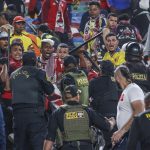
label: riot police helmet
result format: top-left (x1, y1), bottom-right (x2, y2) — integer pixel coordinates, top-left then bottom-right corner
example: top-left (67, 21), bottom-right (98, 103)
top-left (125, 42), bottom-right (143, 62)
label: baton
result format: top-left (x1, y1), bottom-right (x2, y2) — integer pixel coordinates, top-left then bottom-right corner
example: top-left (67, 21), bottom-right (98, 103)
top-left (69, 30), bottom-right (102, 54)
top-left (69, 30), bottom-right (102, 72)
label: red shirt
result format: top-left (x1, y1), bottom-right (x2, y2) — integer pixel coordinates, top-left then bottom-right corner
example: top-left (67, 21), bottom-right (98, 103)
top-left (42, 0), bottom-right (71, 32)
top-left (9, 57), bottom-right (22, 74)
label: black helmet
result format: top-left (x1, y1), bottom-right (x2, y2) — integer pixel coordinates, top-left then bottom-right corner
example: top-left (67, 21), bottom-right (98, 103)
top-left (125, 42), bottom-right (143, 61)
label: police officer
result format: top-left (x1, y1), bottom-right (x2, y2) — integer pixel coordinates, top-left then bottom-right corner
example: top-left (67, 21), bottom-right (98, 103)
top-left (127, 92), bottom-right (150, 150)
top-left (43, 85), bottom-right (115, 150)
top-left (125, 42), bottom-right (150, 93)
top-left (60, 55), bottom-right (89, 105)
top-left (10, 51), bottom-right (54, 150)
top-left (89, 60), bottom-right (118, 150)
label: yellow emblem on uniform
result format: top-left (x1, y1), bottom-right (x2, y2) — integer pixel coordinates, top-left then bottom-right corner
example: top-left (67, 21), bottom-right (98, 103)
top-left (145, 113), bottom-right (150, 120)
top-left (65, 111), bottom-right (84, 119)
top-left (76, 77), bottom-right (88, 86)
top-left (132, 73), bottom-right (147, 81)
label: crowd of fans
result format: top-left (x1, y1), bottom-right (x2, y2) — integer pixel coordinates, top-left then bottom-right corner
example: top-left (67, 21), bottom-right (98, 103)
top-left (0, 0), bottom-right (150, 150)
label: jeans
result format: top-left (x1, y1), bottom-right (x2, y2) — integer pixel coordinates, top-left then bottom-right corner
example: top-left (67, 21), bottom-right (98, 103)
top-left (0, 104), bottom-right (6, 150)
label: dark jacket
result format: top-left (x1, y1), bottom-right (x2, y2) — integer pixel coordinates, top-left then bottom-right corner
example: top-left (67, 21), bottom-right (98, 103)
top-left (10, 66), bottom-right (54, 107)
top-left (89, 75), bottom-right (118, 117)
top-left (127, 109), bottom-right (150, 150)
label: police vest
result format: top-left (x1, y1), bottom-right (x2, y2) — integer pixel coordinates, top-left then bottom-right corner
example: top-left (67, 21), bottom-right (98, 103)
top-left (135, 110), bottom-right (150, 146)
top-left (61, 104), bottom-right (91, 142)
top-left (116, 23), bottom-right (137, 47)
top-left (64, 71), bottom-right (89, 105)
top-left (126, 62), bottom-right (150, 93)
top-left (10, 66), bottom-right (44, 105)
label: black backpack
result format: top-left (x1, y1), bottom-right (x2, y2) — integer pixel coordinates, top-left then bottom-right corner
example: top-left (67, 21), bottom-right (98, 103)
top-left (116, 23), bottom-right (137, 47)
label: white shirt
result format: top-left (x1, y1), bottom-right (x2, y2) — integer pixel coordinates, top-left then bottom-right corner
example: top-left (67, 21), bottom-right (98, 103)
top-left (117, 83), bottom-right (144, 129)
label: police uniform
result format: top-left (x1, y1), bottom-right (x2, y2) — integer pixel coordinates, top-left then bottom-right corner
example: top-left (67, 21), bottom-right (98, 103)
top-left (46, 100), bottom-right (112, 150)
top-left (61, 55), bottom-right (89, 105)
top-left (125, 42), bottom-right (150, 93)
top-left (127, 109), bottom-right (150, 150)
top-left (61, 68), bottom-right (89, 105)
top-left (10, 52), bottom-right (54, 150)
top-left (125, 62), bottom-right (150, 93)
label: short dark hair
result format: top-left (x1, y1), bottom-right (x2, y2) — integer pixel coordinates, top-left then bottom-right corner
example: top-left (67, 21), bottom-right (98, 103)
top-left (100, 60), bottom-right (114, 76)
top-left (10, 42), bottom-right (24, 52)
top-left (105, 32), bottom-right (118, 40)
top-left (118, 13), bottom-right (130, 22)
top-left (22, 51), bottom-right (36, 66)
top-left (107, 13), bottom-right (118, 19)
top-left (63, 55), bottom-right (77, 67)
top-left (37, 24), bottom-right (53, 34)
top-left (89, 1), bottom-right (100, 8)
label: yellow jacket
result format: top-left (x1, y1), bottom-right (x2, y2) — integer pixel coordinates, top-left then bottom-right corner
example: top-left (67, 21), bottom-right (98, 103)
top-left (10, 34), bottom-right (33, 52)
top-left (103, 50), bottom-right (125, 67)
top-left (10, 31), bottom-right (41, 56)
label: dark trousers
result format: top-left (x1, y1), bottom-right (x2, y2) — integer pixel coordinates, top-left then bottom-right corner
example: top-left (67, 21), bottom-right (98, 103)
top-left (0, 104), bottom-right (6, 150)
top-left (1, 100), bottom-right (13, 150)
top-left (13, 107), bottom-right (47, 150)
top-left (112, 133), bottom-right (129, 150)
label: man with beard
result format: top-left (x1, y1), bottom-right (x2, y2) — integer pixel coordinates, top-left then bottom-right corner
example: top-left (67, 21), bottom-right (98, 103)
top-left (103, 33), bottom-right (125, 67)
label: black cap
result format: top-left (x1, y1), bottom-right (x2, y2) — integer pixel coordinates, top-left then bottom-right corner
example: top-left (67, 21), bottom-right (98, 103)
top-left (23, 51), bottom-right (36, 66)
top-left (64, 85), bottom-right (81, 97)
top-left (63, 55), bottom-right (77, 67)
top-left (100, 60), bottom-right (114, 76)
